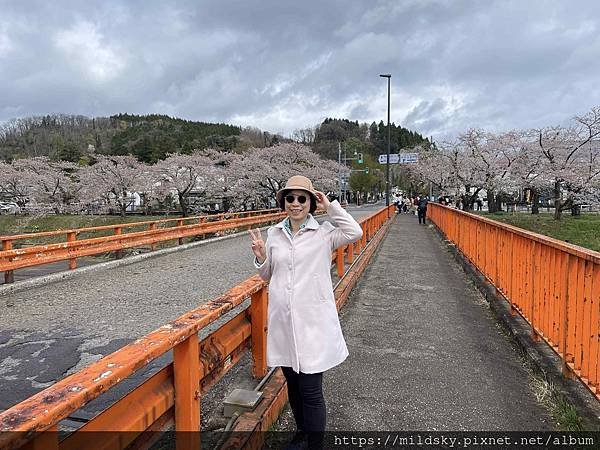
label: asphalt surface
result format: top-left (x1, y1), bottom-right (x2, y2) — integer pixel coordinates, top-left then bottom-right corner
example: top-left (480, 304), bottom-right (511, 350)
top-left (0, 205), bottom-right (380, 415)
top-left (323, 213), bottom-right (554, 430)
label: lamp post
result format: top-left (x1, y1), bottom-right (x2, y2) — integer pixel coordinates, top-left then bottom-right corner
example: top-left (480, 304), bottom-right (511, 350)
top-left (379, 74), bottom-right (391, 206)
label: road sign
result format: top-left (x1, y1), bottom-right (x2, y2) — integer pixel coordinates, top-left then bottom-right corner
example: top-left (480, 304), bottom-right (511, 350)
top-left (378, 154), bottom-right (400, 164)
top-left (399, 153), bottom-right (418, 164)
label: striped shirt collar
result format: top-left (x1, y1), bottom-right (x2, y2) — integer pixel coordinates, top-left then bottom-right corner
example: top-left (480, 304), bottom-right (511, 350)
top-left (283, 216), bottom-right (308, 237)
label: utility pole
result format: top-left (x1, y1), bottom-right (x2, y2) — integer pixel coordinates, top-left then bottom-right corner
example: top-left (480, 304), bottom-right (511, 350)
top-left (338, 142), bottom-right (342, 202)
top-left (379, 74), bottom-right (391, 206)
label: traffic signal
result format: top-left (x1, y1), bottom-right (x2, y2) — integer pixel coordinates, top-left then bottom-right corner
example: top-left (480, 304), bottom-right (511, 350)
top-left (358, 153), bottom-right (363, 164)
top-left (365, 167), bottom-right (369, 174)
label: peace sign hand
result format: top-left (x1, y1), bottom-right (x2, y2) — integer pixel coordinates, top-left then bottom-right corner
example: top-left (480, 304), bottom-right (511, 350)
top-left (248, 228), bottom-right (266, 263)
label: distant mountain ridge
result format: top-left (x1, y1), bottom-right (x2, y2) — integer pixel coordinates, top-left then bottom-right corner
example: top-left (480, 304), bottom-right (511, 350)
top-left (0, 113), bottom-right (429, 164)
top-left (0, 113), bottom-right (249, 163)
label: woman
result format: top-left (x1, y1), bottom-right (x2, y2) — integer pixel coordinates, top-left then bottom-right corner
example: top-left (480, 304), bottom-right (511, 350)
top-left (248, 175), bottom-right (363, 449)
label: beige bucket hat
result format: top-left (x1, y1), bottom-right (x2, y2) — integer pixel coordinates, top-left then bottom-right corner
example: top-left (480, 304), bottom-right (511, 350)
top-left (275, 175), bottom-right (318, 207)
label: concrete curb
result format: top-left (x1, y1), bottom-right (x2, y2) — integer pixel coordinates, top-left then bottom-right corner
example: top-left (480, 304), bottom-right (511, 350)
top-left (0, 226), bottom-right (272, 297)
top-left (430, 224), bottom-right (600, 429)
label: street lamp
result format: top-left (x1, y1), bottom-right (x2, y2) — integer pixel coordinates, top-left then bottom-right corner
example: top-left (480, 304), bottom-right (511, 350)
top-left (379, 74), bottom-right (391, 206)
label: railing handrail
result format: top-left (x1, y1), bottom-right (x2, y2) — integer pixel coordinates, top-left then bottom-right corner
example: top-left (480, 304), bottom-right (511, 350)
top-left (0, 212), bottom-right (286, 259)
top-left (0, 211), bottom-right (289, 283)
top-left (431, 203), bottom-right (600, 264)
top-left (428, 202), bottom-right (600, 404)
top-left (0, 208), bottom-right (281, 241)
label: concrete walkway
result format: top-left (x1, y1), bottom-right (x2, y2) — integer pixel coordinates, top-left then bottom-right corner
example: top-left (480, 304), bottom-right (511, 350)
top-left (325, 213), bottom-right (554, 430)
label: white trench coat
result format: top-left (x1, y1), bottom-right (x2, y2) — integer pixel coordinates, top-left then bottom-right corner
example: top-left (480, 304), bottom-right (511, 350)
top-left (255, 200), bottom-right (363, 374)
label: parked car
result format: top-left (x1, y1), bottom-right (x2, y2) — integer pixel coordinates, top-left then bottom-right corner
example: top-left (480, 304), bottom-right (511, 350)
top-left (0, 202), bottom-right (21, 214)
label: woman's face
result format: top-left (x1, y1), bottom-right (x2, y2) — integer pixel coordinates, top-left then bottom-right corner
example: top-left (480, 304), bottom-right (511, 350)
top-left (285, 189), bottom-right (310, 221)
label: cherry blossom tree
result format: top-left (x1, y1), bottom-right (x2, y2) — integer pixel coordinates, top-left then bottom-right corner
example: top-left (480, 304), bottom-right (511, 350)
top-left (533, 106), bottom-right (600, 218)
top-left (410, 144), bottom-right (458, 198)
top-left (409, 106), bottom-right (600, 218)
top-left (12, 157), bottom-right (80, 214)
top-left (152, 150), bottom-right (227, 216)
top-left (244, 143), bottom-right (344, 197)
top-left (221, 143), bottom-right (344, 210)
top-left (0, 161), bottom-right (31, 208)
top-left (220, 152), bottom-right (269, 211)
top-left (509, 131), bottom-right (547, 214)
top-left (79, 155), bottom-right (147, 216)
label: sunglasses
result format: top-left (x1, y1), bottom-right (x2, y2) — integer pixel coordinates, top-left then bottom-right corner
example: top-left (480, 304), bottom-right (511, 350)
top-left (285, 194), bottom-right (308, 204)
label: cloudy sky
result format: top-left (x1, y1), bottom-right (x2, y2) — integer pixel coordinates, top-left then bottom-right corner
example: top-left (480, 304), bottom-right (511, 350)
top-left (1, 0), bottom-right (599, 140)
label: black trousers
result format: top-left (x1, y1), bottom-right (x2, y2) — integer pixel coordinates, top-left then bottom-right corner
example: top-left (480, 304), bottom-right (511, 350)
top-left (281, 366), bottom-right (325, 449)
top-left (418, 208), bottom-right (427, 223)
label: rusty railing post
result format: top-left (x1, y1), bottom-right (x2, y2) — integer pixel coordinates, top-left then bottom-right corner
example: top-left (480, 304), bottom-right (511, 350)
top-left (347, 240), bottom-right (354, 264)
top-left (200, 217), bottom-right (207, 240)
top-left (177, 219), bottom-right (184, 245)
top-left (336, 247), bottom-right (345, 278)
top-left (250, 286), bottom-right (268, 378)
top-left (2, 239), bottom-right (14, 284)
top-left (531, 241), bottom-right (541, 342)
top-left (173, 333), bottom-right (201, 450)
top-left (67, 232), bottom-right (77, 270)
top-left (561, 254), bottom-right (572, 379)
top-left (148, 222), bottom-right (157, 251)
top-left (114, 227), bottom-right (123, 259)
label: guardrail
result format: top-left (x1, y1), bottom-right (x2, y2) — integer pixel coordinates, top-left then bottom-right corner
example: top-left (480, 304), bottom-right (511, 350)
top-left (0, 205), bottom-right (395, 450)
top-left (428, 203), bottom-right (600, 400)
top-left (0, 209), bottom-right (283, 284)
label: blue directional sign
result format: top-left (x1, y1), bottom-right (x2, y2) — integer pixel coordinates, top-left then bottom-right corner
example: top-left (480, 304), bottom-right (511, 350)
top-left (378, 154), bottom-right (400, 164)
top-left (399, 153), bottom-right (418, 164)
top-left (378, 153), bottom-right (418, 164)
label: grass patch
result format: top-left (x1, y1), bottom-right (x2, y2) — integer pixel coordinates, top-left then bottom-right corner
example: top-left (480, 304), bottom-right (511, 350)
top-left (491, 320), bottom-right (588, 431)
top-left (529, 376), bottom-right (586, 431)
top-left (479, 212), bottom-right (600, 253)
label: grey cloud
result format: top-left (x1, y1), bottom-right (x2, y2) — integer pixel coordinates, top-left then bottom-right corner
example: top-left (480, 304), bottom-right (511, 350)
top-left (1, 0), bottom-right (600, 140)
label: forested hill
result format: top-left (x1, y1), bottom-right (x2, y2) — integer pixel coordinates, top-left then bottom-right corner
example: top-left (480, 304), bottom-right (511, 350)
top-left (0, 113), bottom-right (429, 165)
top-left (311, 118), bottom-right (430, 161)
top-left (0, 114), bottom-right (245, 163)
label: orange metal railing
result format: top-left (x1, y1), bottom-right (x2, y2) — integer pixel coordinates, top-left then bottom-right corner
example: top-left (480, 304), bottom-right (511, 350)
top-left (0, 205), bottom-right (395, 450)
top-left (0, 209), bottom-right (284, 284)
top-left (429, 202), bottom-right (600, 399)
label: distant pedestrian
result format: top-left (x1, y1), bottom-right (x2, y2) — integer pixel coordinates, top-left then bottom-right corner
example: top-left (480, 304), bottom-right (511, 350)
top-left (417, 196), bottom-right (428, 224)
top-left (476, 197), bottom-right (483, 211)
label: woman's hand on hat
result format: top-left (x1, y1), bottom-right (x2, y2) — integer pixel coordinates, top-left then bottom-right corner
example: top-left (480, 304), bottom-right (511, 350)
top-left (314, 191), bottom-right (330, 210)
top-left (248, 228), bottom-right (266, 263)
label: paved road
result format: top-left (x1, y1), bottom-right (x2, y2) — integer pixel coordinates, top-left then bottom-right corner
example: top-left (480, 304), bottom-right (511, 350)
top-left (0, 205), bottom-right (381, 415)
